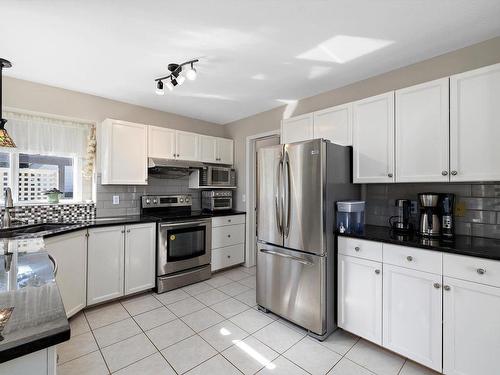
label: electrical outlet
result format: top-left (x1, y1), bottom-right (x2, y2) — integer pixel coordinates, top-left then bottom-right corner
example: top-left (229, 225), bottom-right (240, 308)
top-left (112, 195), bottom-right (120, 205)
top-left (410, 200), bottom-right (418, 214)
top-left (242, 194), bottom-right (246, 203)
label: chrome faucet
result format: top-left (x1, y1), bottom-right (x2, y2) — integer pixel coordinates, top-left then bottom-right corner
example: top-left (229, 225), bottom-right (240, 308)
top-left (2, 187), bottom-right (14, 228)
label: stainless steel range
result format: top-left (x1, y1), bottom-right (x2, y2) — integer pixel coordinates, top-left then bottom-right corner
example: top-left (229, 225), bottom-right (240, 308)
top-left (141, 194), bottom-right (211, 293)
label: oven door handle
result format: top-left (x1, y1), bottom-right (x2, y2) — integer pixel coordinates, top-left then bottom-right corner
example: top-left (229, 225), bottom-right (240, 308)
top-left (159, 221), bottom-right (209, 229)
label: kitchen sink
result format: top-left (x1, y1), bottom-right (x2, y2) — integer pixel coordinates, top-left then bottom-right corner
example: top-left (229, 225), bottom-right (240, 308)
top-left (0, 223), bottom-right (74, 238)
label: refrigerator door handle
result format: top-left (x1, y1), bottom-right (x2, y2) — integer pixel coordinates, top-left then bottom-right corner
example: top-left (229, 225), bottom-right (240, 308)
top-left (283, 151), bottom-right (291, 238)
top-left (275, 157), bottom-right (283, 234)
top-left (260, 248), bottom-right (313, 266)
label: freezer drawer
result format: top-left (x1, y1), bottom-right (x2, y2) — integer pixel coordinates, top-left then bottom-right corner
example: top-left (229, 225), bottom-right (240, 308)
top-left (256, 242), bottom-right (326, 335)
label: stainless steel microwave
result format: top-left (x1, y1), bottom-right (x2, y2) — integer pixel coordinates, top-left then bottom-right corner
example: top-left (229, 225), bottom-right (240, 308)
top-left (200, 166), bottom-right (236, 187)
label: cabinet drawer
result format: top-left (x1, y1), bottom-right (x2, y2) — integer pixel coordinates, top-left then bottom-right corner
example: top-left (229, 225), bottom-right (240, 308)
top-left (338, 237), bottom-right (383, 262)
top-left (212, 224), bottom-right (245, 249)
top-left (443, 253), bottom-right (500, 288)
top-left (212, 215), bottom-right (245, 228)
top-left (383, 244), bottom-right (442, 275)
top-left (212, 244), bottom-right (245, 271)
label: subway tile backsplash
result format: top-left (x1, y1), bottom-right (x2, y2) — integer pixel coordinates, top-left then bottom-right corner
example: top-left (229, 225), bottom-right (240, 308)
top-left (95, 173), bottom-right (201, 217)
top-left (363, 182), bottom-right (500, 239)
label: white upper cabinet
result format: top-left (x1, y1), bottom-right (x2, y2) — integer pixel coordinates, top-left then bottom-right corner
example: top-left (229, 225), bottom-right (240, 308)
top-left (383, 264), bottom-right (443, 371)
top-left (353, 92), bottom-right (395, 183)
top-left (148, 126), bottom-right (176, 159)
top-left (395, 78), bottom-right (450, 182)
top-left (199, 135), bottom-right (218, 163)
top-left (175, 130), bottom-right (200, 161)
top-left (216, 137), bottom-right (234, 165)
top-left (281, 113), bottom-right (314, 144)
top-left (450, 63), bottom-right (500, 181)
top-left (313, 103), bottom-right (352, 145)
top-left (100, 119), bottom-right (148, 185)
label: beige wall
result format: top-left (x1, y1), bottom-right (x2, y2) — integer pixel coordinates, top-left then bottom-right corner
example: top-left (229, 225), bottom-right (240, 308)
top-left (224, 36), bottom-right (500, 210)
top-left (3, 76), bottom-right (224, 136)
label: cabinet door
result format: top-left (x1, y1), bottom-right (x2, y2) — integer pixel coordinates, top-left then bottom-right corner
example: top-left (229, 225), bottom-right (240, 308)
top-left (44, 231), bottom-right (87, 318)
top-left (124, 223), bottom-right (156, 295)
top-left (87, 226), bottom-right (125, 305)
top-left (101, 120), bottom-right (148, 185)
top-left (281, 113), bottom-right (314, 144)
top-left (383, 265), bottom-right (442, 371)
top-left (443, 277), bottom-right (500, 375)
top-left (395, 78), bottom-right (449, 182)
top-left (176, 130), bottom-right (200, 161)
top-left (199, 135), bottom-right (218, 163)
top-left (148, 126), bottom-right (176, 159)
top-left (216, 138), bottom-right (234, 165)
top-left (353, 92), bottom-right (395, 183)
top-left (313, 103), bottom-right (352, 145)
top-left (338, 254), bottom-right (382, 344)
top-left (450, 63), bottom-right (500, 181)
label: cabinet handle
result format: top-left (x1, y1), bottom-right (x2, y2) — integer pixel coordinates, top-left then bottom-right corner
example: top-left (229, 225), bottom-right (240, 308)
top-left (451, 170), bottom-right (458, 176)
top-left (443, 285), bottom-right (451, 291)
top-left (375, 269), bottom-right (381, 274)
top-left (388, 173), bottom-right (393, 178)
top-left (442, 171), bottom-right (448, 176)
top-left (354, 246), bottom-right (360, 252)
top-left (406, 256), bottom-right (413, 262)
top-left (477, 268), bottom-right (486, 275)
top-left (433, 283), bottom-right (441, 289)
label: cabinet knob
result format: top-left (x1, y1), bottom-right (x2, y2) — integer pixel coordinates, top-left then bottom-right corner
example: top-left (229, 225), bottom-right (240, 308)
top-left (227, 234), bottom-right (231, 238)
top-left (443, 285), bottom-right (451, 291)
top-left (451, 170), bottom-right (458, 176)
top-left (121, 230), bottom-right (125, 233)
top-left (477, 268), bottom-right (486, 275)
top-left (442, 171), bottom-right (448, 176)
top-left (127, 229), bottom-right (130, 233)
top-left (228, 219), bottom-right (232, 223)
top-left (354, 246), bottom-right (360, 252)
top-left (406, 256), bottom-right (413, 262)
top-left (227, 255), bottom-right (231, 259)
top-left (375, 269), bottom-right (381, 275)
top-left (387, 173), bottom-right (393, 178)
top-left (433, 283), bottom-right (441, 289)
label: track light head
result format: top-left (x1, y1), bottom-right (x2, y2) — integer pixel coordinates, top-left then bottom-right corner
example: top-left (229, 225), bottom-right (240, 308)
top-left (155, 80), bottom-right (164, 95)
top-left (186, 63), bottom-right (197, 81)
top-left (176, 75), bottom-right (186, 86)
top-left (165, 80), bottom-right (174, 91)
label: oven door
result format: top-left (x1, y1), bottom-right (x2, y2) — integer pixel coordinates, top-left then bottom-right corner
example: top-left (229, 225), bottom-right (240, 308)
top-left (212, 197), bottom-right (233, 210)
top-left (209, 167), bottom-right (232, 186)
top-left (158, 219), bottom-right (212, 275)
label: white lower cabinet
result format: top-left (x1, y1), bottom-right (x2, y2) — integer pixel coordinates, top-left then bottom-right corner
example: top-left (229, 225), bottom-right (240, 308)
top-left (87, 223), bottom-right (155, 305)
top-left (338, 254), bottom-right (382, 345)
top-left (443, 276), bottom-right (500, 375)
top-left (383, 264), bottom-right (442, 371)
top-left (44, 230), bottom-right (87, 318)
top-left (0, 347), bottom-right (56, 375)
top-left (211, 215), bottom-right (245, 272)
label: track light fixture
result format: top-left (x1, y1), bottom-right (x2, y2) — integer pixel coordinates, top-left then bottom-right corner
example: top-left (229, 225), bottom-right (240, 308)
top-left (155, 59), bottom-right (198, 94)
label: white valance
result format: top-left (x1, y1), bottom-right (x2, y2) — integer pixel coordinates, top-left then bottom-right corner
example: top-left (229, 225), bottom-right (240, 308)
top-left (3, 110), bottom-right (92, 157)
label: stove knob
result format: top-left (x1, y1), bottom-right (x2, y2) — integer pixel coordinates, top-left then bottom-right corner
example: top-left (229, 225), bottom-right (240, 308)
top-left (185, 197), bottom-right (190, 203)
top-left (153, 199), bottom-right (158, 204)
top-left (179, 198), bottom-right (184, 203)
top-left (145, 198), bottom-right (151, 205)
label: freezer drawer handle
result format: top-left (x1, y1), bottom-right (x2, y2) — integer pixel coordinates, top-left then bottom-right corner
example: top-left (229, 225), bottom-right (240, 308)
top-left (260, 249), bottom-right (313, 266)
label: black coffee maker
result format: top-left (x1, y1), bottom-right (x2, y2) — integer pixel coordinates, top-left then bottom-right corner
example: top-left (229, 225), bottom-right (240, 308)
top-left (389, 199), bottom-right (413, 233)
top-left (440, 193), bottom-right (455, 238)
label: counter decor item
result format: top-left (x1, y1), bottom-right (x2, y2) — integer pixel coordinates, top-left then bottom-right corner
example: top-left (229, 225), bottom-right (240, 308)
top-left (0, 58), bottom-right (16, 148)
top-left (337, 201), bottom-right (365, 235)
top-left (43, 189), bottom-right (63, 204)
top-left (83, 125), bottom-right (96, 179)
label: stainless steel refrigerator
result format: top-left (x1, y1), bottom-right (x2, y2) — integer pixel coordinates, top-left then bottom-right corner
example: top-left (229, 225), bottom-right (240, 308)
top-left (256, 138), bottom-right (359, 339)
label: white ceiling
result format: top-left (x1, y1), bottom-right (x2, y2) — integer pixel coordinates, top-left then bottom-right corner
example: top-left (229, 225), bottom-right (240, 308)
top-left (1, 0), bottom-right (500, 124)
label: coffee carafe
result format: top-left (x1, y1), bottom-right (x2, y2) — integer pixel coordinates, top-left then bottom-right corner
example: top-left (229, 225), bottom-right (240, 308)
top-left (418, 193), bottom-right (440, 237)
top-left (389, 199), bottom-right (412, 233)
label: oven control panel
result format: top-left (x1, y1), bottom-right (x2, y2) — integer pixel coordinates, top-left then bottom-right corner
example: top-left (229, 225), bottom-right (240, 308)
top-left (141, 194), bottom-right (192, 208)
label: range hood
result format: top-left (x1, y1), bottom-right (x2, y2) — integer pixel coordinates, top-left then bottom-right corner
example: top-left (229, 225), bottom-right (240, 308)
top-left (147, 157), bottom-right (204, 178)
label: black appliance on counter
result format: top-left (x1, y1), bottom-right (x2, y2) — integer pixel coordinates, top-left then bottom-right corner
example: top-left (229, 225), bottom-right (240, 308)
top-left (389, 199), bottom-right (413, 233)
top-left (440, 193), bottom-right (455, 238)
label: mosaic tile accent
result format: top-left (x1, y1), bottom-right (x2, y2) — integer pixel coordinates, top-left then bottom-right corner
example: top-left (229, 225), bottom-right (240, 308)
top-left (0, 202), bottom-right (96, 224)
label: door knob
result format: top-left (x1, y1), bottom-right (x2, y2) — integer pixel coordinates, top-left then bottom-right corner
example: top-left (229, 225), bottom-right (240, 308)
top-left (442, 171), bottom-right (448, 176)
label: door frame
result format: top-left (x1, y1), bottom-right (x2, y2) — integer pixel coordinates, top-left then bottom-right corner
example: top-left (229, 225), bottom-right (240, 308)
top-left (245, 129), bottom-right (281, 267)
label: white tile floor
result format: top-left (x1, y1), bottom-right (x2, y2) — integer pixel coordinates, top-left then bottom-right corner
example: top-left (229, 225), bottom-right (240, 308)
top-left (57, 266), bottom-right (440, 375)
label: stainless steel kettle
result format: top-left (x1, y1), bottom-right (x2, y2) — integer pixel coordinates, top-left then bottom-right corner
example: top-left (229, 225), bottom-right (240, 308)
top-left (418, 193), bottom-right (440, 237)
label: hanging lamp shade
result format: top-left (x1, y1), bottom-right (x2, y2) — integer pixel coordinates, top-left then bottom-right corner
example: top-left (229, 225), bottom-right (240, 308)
top-left (0, 58), bottom-right (16, 148)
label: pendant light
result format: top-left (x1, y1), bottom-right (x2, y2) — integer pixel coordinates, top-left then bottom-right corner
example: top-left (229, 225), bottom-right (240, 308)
top-left (0, 59), bottom-right (16, 148)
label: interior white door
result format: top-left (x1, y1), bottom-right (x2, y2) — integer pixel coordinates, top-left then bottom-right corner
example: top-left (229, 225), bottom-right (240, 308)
top-left (338, 254), bottom-right (383, 344)
top-left (87, 226), bottom-right (125, 305)
top-left (443, 276), bottom-right (500, 375)
top-left (450, 63), bottom-right (500, 181)
top-left (395, 78), bottom-right (449, 182)
top-left (199, 135), bottom-right (217, 163)
top-left (352, 92), bottom-right (395, 183)
top-left (45, 230), bottom-right (87, 318)
top-left (216, 138), bottom-right (234, 164)
top-left (176, 130), bottom-right (200, 161)
top-left (124, 223), bottom-right (156, 295)
top-left (313, 103), bottom-right (352, 145)
top-left (148, 126), bottom-right (176, 159)
top-left (383, 264), bottom-right (442, 371)
top-left (281, 113), bottom-right (314, 144)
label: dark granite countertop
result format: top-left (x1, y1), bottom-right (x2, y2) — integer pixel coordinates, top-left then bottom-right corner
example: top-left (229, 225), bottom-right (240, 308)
top-left (337, 224), bottom-right (500, 261)
top-left (0, 238), bottom-right (70, 363)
